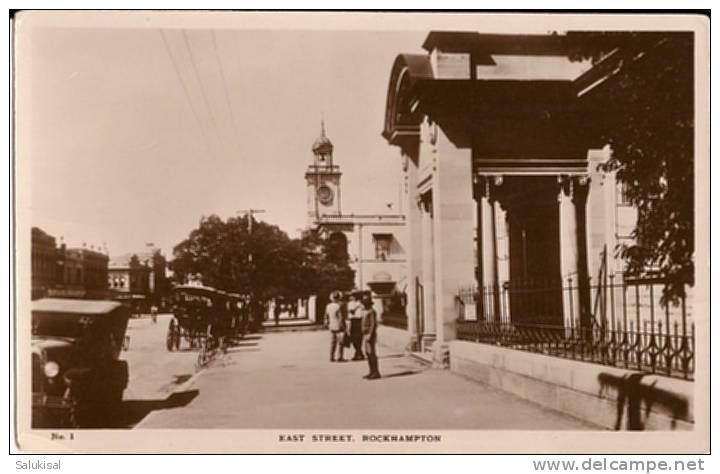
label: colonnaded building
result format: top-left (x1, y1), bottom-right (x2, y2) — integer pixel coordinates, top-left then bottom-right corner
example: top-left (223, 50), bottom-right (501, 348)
top-left (374, 30), bottom-right (696, 430)
top-left (379, 31), bottom-right (694, 370)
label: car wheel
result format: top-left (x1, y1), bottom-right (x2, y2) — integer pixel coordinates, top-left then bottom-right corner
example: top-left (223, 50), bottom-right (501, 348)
top-left (65, 406), bottom-right (80, 429)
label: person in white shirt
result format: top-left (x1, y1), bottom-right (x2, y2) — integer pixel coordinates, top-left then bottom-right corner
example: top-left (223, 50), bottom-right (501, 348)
top-left (324, 291), bottom-right (346, 362)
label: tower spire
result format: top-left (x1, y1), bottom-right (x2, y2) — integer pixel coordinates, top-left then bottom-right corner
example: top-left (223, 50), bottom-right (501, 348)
top-left (312, 113), bottom-right (334, 157)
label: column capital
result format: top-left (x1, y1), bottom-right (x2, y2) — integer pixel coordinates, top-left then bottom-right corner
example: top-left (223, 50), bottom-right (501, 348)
top-left (474, 174), bottom-right (504, 200)
top-left (557, 175), bottom-right (590, 201)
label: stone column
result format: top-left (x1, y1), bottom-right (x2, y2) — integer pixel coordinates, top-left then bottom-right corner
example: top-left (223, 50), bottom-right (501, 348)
top-left (419, 193), bottom-right (436, 350)
top-left (559, 176), bottom-right (581, 330)
top-left (431, 128), bottom-right (475, 363)
top-left (357, 224), bottom-right (364, 290)
top-left (403, 152), bottom-right (422, 350)
top-left (479, 177), bottom-right (497, 320)
top-left (493, 182), bottom-right (511, 324)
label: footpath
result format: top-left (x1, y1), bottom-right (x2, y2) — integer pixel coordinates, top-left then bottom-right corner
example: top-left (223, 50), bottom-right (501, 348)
top-left (137, 330), bottom-right (596, 430)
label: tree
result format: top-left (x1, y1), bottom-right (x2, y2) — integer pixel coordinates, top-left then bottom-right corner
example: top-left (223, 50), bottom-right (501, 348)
top-left (170, 216), bottom-right (355, 303)
top-left (298, 229), bottom-right (355, 297)
top-left (569, 32), bottom-right (694, 303)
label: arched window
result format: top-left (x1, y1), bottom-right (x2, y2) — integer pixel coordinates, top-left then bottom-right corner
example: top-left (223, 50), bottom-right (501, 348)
top-left (327, 232), bottom-right (349, 264)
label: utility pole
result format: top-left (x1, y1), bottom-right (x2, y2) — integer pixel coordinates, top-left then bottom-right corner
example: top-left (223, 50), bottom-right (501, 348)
top-left (237, 208), bottom-right (266, 331)
top-left (236, 209), bottom-right (266, 263)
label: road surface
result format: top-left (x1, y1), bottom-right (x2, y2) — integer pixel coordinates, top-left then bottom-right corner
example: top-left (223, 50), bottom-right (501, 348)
top-left (113, 314), bottom-right (201, 427)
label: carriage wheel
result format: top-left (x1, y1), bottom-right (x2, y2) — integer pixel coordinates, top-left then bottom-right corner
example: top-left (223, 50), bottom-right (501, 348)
top-left (195, 349), bottom-right (204, 370)
top-left (166, 320), bottom-right (177, 351)
top-left (195, 336), bottom-right (209, 369)
top-left (173, 327), bottom-right (181, 351)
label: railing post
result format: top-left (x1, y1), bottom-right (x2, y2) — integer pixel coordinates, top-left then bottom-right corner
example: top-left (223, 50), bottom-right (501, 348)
top-left (567, 277), bottom-right (574, 337)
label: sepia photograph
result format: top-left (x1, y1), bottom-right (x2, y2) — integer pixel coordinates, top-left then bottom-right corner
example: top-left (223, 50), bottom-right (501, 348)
top-left (11, 10), bottom-right (709, 454)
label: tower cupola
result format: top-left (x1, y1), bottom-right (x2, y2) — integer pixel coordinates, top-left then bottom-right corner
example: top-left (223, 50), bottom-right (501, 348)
top-left (312, 120), bottom-right (334, 166)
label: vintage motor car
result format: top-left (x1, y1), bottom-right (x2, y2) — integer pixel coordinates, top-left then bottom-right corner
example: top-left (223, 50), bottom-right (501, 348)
top-left (32, 298), bottom-right (131, 428)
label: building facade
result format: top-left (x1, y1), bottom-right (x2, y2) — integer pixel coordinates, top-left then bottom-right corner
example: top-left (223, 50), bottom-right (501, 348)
top-left (108, 246), bottom-right (170, 309)
top-left (305, 122), bottom-right (408, 324)
top-left (381, 31), bottom-right (689, 361)
top-left (31, 227), bottom-right (57, 299)
top-left (31, 227), bottom-right (110, 299)
top-left (53, 245), bottom-right (110, 298)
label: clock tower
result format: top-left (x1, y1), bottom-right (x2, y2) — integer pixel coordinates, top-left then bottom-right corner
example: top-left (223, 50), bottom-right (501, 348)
top-left (306, 120), bottom-right (342, 225)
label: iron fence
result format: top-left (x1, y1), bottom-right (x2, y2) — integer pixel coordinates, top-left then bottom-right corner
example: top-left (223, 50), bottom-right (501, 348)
top-left (456, 277), bottom-right (694, 380)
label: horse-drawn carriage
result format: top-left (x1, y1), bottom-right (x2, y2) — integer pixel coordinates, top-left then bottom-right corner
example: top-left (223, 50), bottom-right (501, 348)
top-left (166, 285), bottom-right (245, 355)
top-left (166, 285), bottom-right (215, 352)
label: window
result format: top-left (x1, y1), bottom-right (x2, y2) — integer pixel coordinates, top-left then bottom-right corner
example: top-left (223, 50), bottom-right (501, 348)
top-left (373, 233), bottom-right (392, 261)
top-left (616, 181), bottom-right (632, 206)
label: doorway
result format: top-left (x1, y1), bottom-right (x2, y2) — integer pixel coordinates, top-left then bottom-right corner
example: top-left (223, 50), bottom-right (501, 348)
top-left (504, 176), bottom-right (563, 325)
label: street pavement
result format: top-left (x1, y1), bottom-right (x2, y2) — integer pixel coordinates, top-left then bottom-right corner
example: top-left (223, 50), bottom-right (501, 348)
top-left (137, 330), bottom-right (597, 430)
top-left (112, 314), bottom-right (200, 427)
top-left (122, 314), bottom-right (199, 399)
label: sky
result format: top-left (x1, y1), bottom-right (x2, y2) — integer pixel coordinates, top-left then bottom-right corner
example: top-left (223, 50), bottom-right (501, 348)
top-left (24, 23), bottom-right (427, 257)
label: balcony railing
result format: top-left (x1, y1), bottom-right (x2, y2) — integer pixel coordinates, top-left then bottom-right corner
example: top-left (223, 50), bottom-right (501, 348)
top-left (456, 277), bottom-right (694, 380)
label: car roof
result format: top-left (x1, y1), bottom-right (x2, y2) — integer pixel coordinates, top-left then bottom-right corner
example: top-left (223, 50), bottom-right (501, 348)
top-left (32, 298), bottom-right (123, 314)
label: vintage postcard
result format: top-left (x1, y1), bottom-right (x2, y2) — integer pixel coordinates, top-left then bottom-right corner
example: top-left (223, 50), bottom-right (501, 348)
top-left (12, 11), bottom-right (709, 453)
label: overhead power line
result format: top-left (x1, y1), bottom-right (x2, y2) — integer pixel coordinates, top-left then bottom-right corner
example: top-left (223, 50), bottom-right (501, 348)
top-left (159, 29), bottom-right (214, 156)
top-left (211, 30), bottom-right (242, 152)
top-left (182, 29), bottom-right (227, 155)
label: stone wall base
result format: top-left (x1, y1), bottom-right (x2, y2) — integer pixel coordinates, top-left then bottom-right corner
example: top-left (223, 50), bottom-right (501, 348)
top-left (450, 341), bottom-right (694, 431)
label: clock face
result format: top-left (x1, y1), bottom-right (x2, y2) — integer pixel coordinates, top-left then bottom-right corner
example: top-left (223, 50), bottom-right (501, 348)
top-left (317, 185), bottom-right (334, 205)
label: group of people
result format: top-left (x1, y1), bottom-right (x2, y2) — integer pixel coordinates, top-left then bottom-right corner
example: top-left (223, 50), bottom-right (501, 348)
top-left (272, 301), bottom-right (300, 324)
top-left (324, 291), bottom-right (381, 380)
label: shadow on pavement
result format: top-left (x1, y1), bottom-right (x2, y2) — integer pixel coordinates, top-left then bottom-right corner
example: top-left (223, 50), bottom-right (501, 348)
top-left (119, 389), bottom-right (200, 428)
top-left (172, 374), bottom-right (193, 385)
top-left (379, 370), bottom-right (421, 379)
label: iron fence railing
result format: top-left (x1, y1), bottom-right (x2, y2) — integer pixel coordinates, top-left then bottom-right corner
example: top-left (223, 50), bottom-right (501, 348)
top-left (456, 277), bottom-right (694, 380)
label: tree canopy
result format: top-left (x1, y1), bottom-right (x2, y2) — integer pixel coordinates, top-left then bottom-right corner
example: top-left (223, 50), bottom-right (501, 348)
top-left (170, 215), bottom-right (354, 301)
top-left (570, 32), bottom-right (694, 303)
